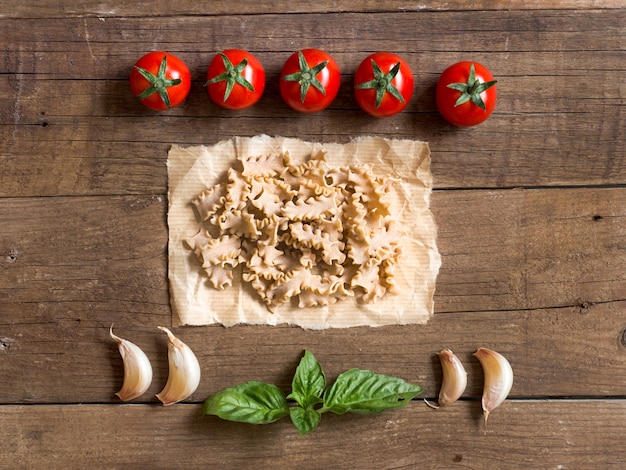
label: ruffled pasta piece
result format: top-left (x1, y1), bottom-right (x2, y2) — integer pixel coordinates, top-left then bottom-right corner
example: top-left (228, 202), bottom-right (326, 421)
top-left (287, 221), bottom-right (346, 265)
top-left (367, 220), bottom-right (402, 261)
top-left (351, 259), bottom-right (379, 291)
top-left (203, 264), bottom-right (235, 290)
top-left (265, 267), bottom-right (314, 307)
top-left (362, 284), bottom-right (387, 303)
top-left (345, 234), bottom-right (371, 265)
top-left (224, 168), bottom-right (250, 211)
top-left (347, 164), bottom-right (377, 193)
top-left (256, 244), bottom-right (285, 267)
top-left (192, 183), bottom-right (227, 222)
top-left (283, 149), bottom-right (327, 173)
top-left (277, 245), bottom-right (312, 272)
top-left (264, 259), bottom-right (342, 308)
top-left (298, 178), bottom-right (347, 203)
top-left (379, 258), bottom-right (400, 294)
top-left (249, 176), bottom-right (297, 217)
top-left (255, 214), bottom-right (287, 246)
top-left (284, 153), bottom-right (328, 188)
top-left (318, 272), bottom-right (352, 296)
top-left (198, 234), bottom-right (242, 268)
top-left (332, 263), bottom-right (359, 289)
top-left (283, 169), bottom-right (327, 195)
top-left (341, 193), bottom-right (369, 241)
top-left (298, 288), bottom-right (347, 308)
top-left (292, 178), bottom-right (320, 200)
top-left (325, 166), bottom-right (351, 187)
top-left (351, 259), bottom-right (388, 303)
top-left (215, 209), bottom-right (259, 239)
top-left (350, 168), bottom-right (397, 222)
top-left (297, 247), bottom-right (317, 269)
top-left (246, 259), bottom-right (284, 282)
top-left (281, 194), bottom-right (339, 221)
top-left (240, 152), bottom-right (286, 177)
top-left (184, 229), bottom-right (212, 256)
top-left (311, 217), bottom-right (344, 243)
top-left (242, 270), bottom-right (274, 306)
top-left (247, 246), bottom-right (287, 281)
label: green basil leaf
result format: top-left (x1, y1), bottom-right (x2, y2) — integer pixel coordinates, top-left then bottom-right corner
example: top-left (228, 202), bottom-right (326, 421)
top-left (287, 350), bottom-right (326, 409)
top-left (323, 369), bottom-right (422, 415)
top-left (289, 406), bottom-right (322, 435)
top-left (203, 381), bottom-right (289, 424)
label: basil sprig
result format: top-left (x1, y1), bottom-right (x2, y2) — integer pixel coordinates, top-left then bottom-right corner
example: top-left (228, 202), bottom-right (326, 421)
top-left (202, 350), bottom-right (422, 435)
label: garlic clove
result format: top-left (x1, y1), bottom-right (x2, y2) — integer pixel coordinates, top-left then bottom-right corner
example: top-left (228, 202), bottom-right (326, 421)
top-left (110, 325), bottom-right (153, 401)
top-left (426, 349), bottom-right (467, 409)
top-left (474, 347), bottom-right (514, 427)
top-left (156, 326), bottom-right (201, 406)
top-left (428, 348), bottom-right (467, 408)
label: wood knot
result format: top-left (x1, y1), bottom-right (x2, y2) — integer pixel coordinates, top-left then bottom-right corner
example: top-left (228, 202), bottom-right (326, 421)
top-left (575, 298), bottom-right (594, 313)
top-left (620, 327), bottom-right (626, 350)
top-left (5, 248), bottom-right (19, 263)
top-left (39, 111), bottom-right (49, 127)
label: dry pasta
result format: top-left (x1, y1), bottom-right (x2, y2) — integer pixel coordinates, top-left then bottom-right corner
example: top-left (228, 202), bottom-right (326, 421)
top-left (185, 149), bottom-right (402, 311)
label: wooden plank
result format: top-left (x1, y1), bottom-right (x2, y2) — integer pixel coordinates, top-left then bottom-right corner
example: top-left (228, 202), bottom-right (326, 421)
top-left (4, 300), bottom-right (626, 402)
top-left (1, 303), bottom-right (625, 403)
top-left (433, 187), bottom-right (626, 312)
top-left (2, 108), bottom-right (622, 195)
top-left (0, 0), bottom-right (623, 19)
top-left (1, 400), bottom-right (625, 468)
top-left (1, 190), bottom-right (624, 402)
top-left (1, 189), bottom-right (623, 313)
top-left (3, 12), bottom-right (623, 73)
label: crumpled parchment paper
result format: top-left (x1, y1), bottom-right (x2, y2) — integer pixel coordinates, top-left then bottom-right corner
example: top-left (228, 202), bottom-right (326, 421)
top-left (167, 135), bottom-right (440, 329)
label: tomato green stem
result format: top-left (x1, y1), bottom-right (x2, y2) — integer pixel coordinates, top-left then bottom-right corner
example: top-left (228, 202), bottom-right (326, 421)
top-left (446, 63), bottom-right (497, 111)
top-left (205, 53), bottom-right (255, 102)
top-left (355, 60), bottom-right (405, 109)
top-left (134, 55), bottom-right (181, 109)
top-left (282, 51), bottom-right (328, 103)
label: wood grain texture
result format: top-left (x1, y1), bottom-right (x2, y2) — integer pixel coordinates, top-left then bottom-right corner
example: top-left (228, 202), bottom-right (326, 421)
top-left (2, 401), bottom-right (625, 469)
top-left (1, 0), bottom-right (624, 19)
top-left (1, 2), bottom-right (625, 467)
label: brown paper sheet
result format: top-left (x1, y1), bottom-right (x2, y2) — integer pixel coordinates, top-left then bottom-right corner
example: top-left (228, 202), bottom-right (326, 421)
top-left (167, 135), bottom-right (440, 329)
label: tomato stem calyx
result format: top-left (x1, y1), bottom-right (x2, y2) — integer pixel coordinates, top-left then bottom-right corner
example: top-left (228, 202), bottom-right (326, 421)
top-left (355, 60), bottom-right (405, 109)
top-left (134, 55), bottom-right (181, 109)
top-left (205, 53), bottom-right (255, 102)
top-left (282, 51), bottom-right (329, 103)
top-left (446, 63), bottom-right (497, 111)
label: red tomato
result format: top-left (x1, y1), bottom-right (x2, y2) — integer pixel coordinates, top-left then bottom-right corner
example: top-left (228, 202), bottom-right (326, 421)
top-left (279, 49), bottom-right (341, 113)
top-left (354, 52), bottom-right (414, 118)
top-left (205, 49), bottom-right (266, 110)
top-left (130, 52), bottom-right (191, 111)
top-left (436, 61), bottom-right (497, 126)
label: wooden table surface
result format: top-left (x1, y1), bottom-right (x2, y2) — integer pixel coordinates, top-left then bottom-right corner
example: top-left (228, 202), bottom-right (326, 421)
top-left (2, 1), bottom-right (625, 468)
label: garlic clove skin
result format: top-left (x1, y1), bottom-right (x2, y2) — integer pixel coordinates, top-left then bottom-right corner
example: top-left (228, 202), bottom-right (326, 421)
top-left (474, 347), bottom-right (513, 427)
top-left (437, 349), bottom-right (467, 407)
top-left (110, 325), bottom-right (153, 401)
top-left (156, 326), bottom-right (201, 406)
